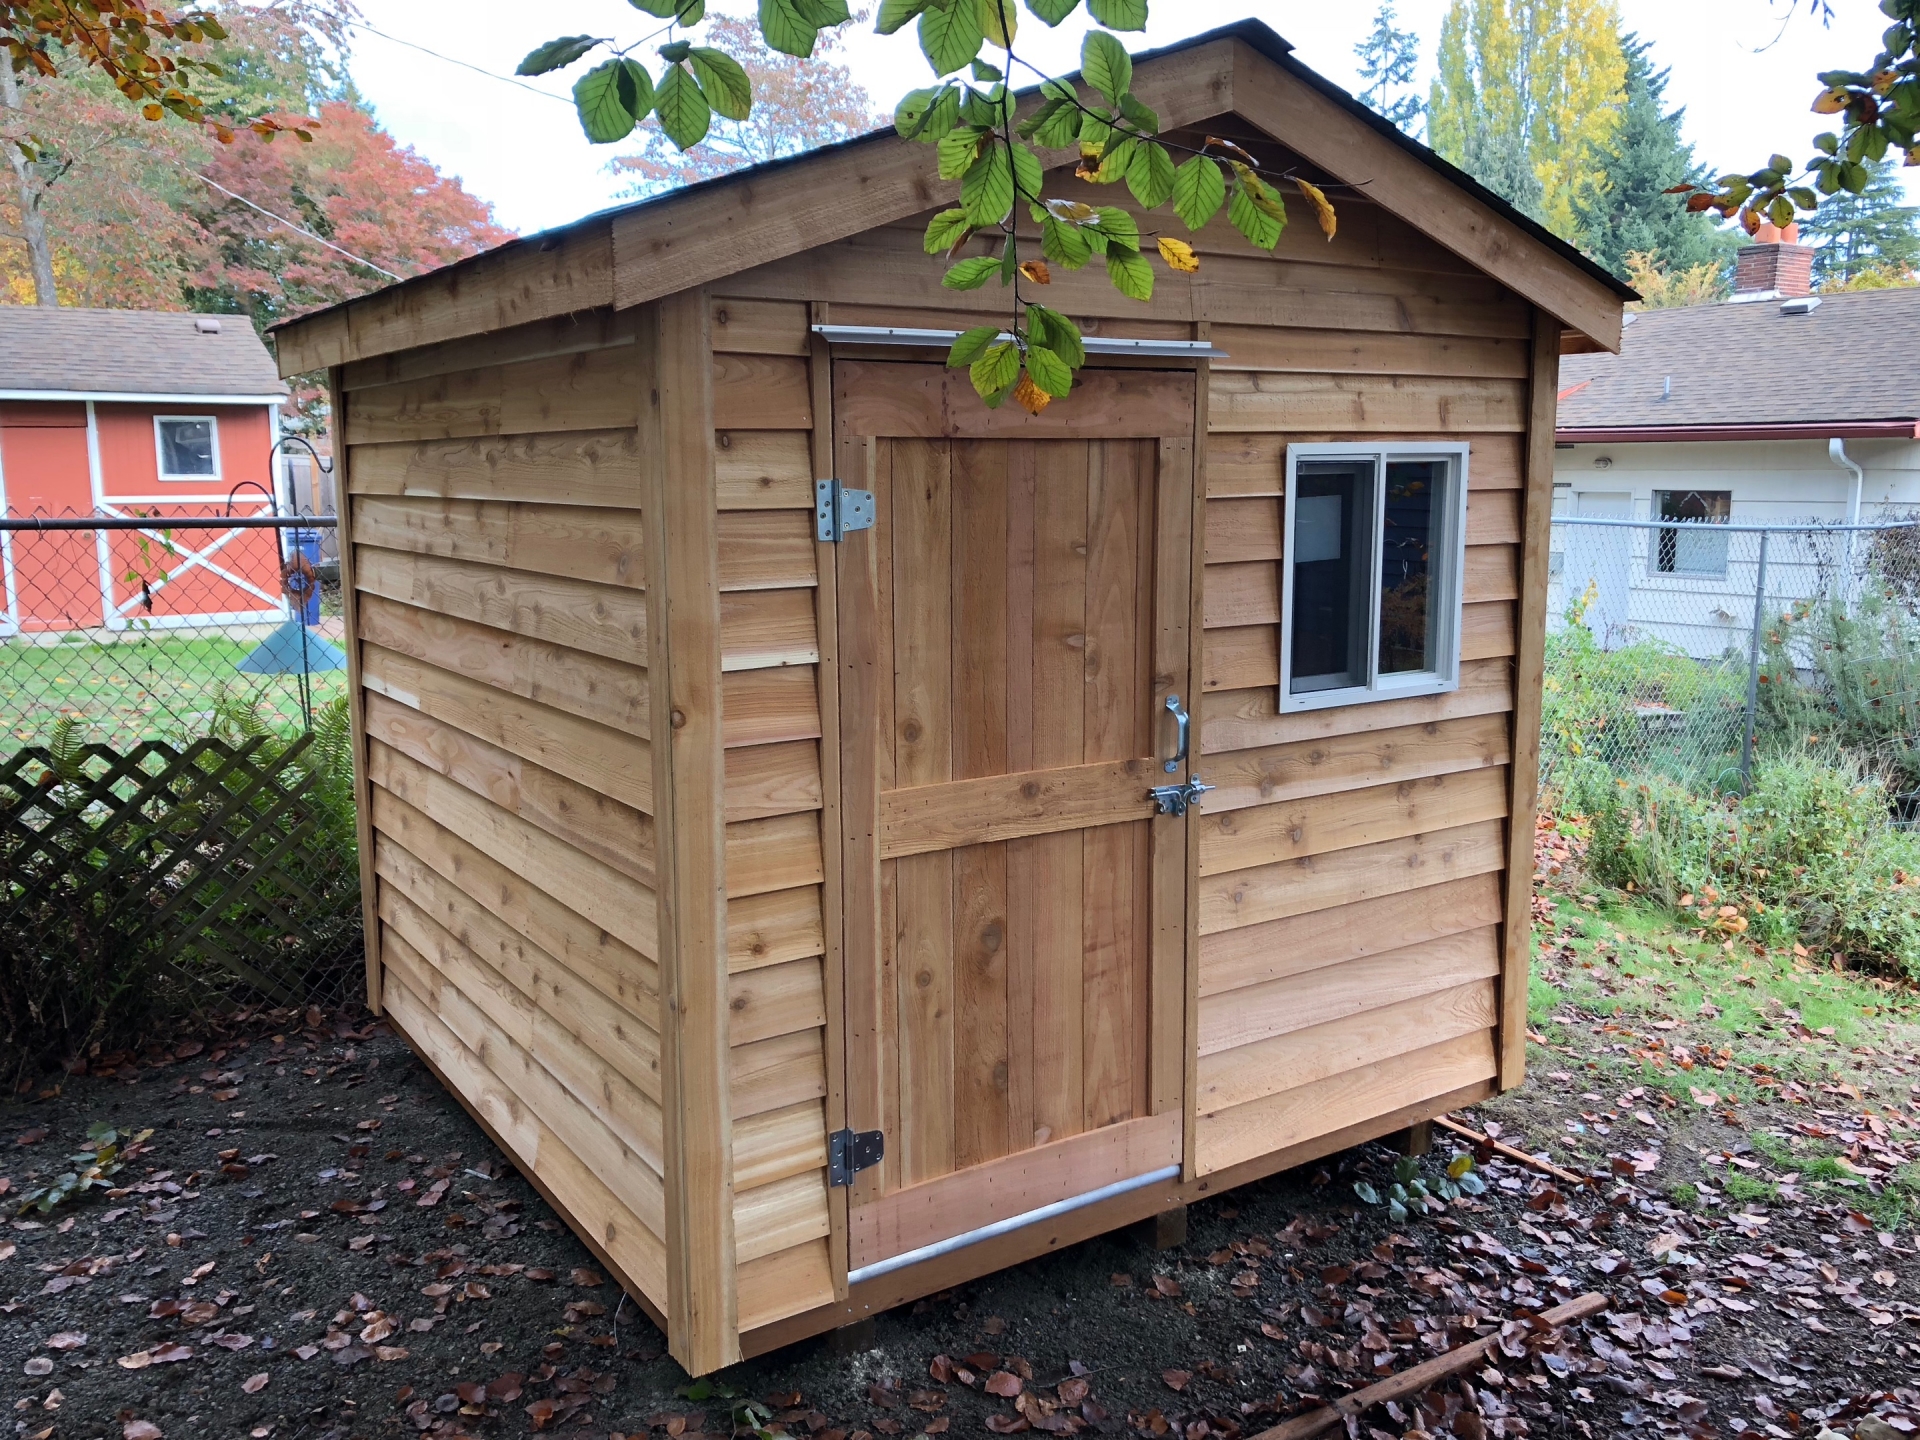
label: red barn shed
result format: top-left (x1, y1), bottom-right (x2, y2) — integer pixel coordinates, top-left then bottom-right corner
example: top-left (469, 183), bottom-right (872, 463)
top-left (0, 307), bottom-right (292, 635)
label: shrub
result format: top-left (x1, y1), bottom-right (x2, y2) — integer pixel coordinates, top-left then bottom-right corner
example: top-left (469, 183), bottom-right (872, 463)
top-left (1584, 747), bottom-right (1920, 979)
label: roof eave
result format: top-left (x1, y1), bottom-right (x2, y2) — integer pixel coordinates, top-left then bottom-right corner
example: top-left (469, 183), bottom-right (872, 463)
top-left (1557, 420), bottom-right (1920, 444)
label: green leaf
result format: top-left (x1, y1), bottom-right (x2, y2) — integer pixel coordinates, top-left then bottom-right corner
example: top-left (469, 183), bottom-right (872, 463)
top-left (1025, 343), bottom-right (1073, 398)
top-left (924, 208), bottom-right (973, 253)
top-left (1096, 134), bottom-right (1139, 184)
top-left (1387, 1198), bottom-right (1408, 1223)
top-left (920, 0), bottom-right (986, 75)
top-left (1126, 140), bottom-right (1175, 208)
top-left (659, 39), bottom-right (692, 61)
top-left (1352, 1181), bottom-right (1381, 1206)
top-left (1024, 0), bottom-right (1080, 22)
top-left (759, 0), bottom-right (823, 58)
top-left (1105, 245), bottom-right (1153, 301)
top-left (895, 86), bottom-right (938, 137)
top-left (1029, 305), bottom-right (1084, 366)
top-left (1086, 0), bottom-right (1147, 29)
top-left (938, 125), bottom-right (986, 179)
top-left (518, 35), bottom-right (603, 77)
top-left (948, 324), bottom-right (1003, 367)
top-left (1040, 214), bottom-right (1093, 268)
top-left (1080, 30), bottom-right (1131, 107)
top-left (1459, 1172), bottom-right (1487, 1196)
top-left (972, 58), bottom-right (1003, 81)
top-left (1010, 141), bottom-right (1044, 203)
top-left (999, 231), bottom-right (1019, 284)
top-left (1228, 184), bottom-right (1283, 249)
top-left (877, 0), bottom-right (931, 33)
top-left (961, 142), bottom-right (1015, 225)
top-left (1092, 205), bottom-right (1138, 247)
top-left (687, 47), bottom-right (751, 120)
top-left (1172, 154), bottom-right (1225, 230)
top-left (628, 0), bottom-right (699, 15)
top-left (943, 255), bottom-right (1003, 290)
top-left (654, 63), bottom-right (712, 150)
top-left (796, 0), bottom-right (851, 22)
top-left (572, 58), bottom-right (653, 144)
top-left (1118, 92), bottom-right (1159, 133)
top-left (960, 84), bottom-right (1008, 128)
top-left (681, 1380), bottom-right (717, 1403)
top-left (1025, 97), bottom-right (1082, 149)
top-left (1393, 1158), bottom-right (1419, 1184)
top-left (971, 340), bottom-right (1022, 400)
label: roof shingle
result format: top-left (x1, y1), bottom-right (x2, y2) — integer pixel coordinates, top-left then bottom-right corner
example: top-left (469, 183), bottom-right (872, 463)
top-left (0, 307), bottom-right (287, 399)
top-left (1557, 287), bottom-right (1920, 431)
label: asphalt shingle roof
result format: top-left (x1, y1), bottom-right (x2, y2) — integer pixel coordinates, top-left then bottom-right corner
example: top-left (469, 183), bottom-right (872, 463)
top-left (1557, 286), bottom-right (1920, 430)
top-left (0, 307), bottom-right (287, 399)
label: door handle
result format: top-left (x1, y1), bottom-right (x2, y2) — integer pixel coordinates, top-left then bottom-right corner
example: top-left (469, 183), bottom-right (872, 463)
top-left (1164, 693), bottom-right (1189, 774)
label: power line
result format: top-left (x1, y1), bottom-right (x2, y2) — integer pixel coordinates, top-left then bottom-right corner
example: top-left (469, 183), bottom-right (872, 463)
top-left (183, 167), bottom-right (408, 282)
top-left (347, 21), bottom-right (574, 106)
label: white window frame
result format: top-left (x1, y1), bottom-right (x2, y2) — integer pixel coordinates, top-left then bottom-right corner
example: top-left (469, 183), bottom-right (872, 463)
top-left (1279, 442), bottom-right (1471, 714)
top-left (153, 414), bottom-right (222, 482)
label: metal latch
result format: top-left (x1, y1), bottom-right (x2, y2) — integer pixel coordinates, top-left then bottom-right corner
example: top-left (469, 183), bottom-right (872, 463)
top-left (815, 479), bottom-right (876, 543)
top-left (1149, 776), bottom-right (1215, 817)
top-left (828, 1128), bottom-right (885, 1186)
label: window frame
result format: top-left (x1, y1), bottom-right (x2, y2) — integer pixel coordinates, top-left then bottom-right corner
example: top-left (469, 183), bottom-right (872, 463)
top-left (153, 414), bottom-right (222, 483)
top-left (1279, 442), bottom-right (1471, 714)
top-left (1651, 488), bottom-right (1732, 578)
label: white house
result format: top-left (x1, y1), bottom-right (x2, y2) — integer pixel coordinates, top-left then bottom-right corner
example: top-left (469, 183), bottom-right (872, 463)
top-left (1548, 228), bottom-right (1920, 656)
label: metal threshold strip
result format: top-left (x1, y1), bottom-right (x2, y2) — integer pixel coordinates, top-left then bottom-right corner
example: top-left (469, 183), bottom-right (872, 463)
top-left (812, 324), bottom-right (1228, 360)
top-left (845, 1163), bottom-right (1183, 1287)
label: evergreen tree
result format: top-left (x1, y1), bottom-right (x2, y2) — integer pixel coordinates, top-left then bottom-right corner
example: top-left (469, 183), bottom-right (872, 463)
top-left (1575, 35), bottom-right (1735, 280)
top-left (1354, 2), bottom-right (1424, 136)
top-left (1428, 0), bottom-right (1627, 244)
top-left (1801, 157), bottom-right (1920, 289)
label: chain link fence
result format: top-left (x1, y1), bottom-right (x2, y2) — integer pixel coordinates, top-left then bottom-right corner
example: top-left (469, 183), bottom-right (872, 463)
top-left (1, 509), bottom-right (365, 1076)
top-left (1542, 515), bottom-right (1920, 812)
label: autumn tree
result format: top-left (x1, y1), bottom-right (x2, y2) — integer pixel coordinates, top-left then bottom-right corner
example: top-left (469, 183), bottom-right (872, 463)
top-left (1574, 34), bottom-right (1736, 281)
top-left (1353, 2), bottom-right (1424, 137)
top-left (1428, 0), bottom-right (1627, 244)
top-left (1801, 155), bottom-right (1920, 288)
top-left (610, 12), bottom-right (876, 194)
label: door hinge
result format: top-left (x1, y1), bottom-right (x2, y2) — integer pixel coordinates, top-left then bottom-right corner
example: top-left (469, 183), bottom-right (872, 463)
top-left (828, 1128), bottom-right (885, 1186)
top-left (815, 479), bottom-right (876, 543)
top-left (1149, 776), bottom-right (1215, 817)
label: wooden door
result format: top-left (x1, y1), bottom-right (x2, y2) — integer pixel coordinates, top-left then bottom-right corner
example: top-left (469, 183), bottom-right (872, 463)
top-left (834, 362), bottom-right (1197, 1278)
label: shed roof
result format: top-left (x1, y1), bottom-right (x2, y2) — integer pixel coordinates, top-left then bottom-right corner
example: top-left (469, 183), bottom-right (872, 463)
top-left (272, 21), bottom-right (1631, 373)
top-left (0, 307), bottom-right (288, 401)
top-left (1557, 287), bottom-right (1920, 441)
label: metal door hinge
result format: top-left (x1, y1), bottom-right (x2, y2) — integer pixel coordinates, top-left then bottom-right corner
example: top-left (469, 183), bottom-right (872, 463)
top-left (1149, 776), bottom-right (1215, 817)
top-left (815, 479), bottom-right (876, 543)
top-left (828, 1128), bottom-right (885, 1186)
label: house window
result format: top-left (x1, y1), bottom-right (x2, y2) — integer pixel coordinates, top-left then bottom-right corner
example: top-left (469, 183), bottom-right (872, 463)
top-left (155, 416), bottom-right (219, 481)
top-left (1653, 489), bottom-right (1731, 576)
top-left (1281, 444), bottom-right (1469, 712)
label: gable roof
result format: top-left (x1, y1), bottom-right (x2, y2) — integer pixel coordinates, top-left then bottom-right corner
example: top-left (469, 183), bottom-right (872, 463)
top-left (1558, 287), bottom-right (1920, 441)
top-left (0, 306), bottom-right (288, 401)
top-left (272, 20), bottom-right (1629, 375)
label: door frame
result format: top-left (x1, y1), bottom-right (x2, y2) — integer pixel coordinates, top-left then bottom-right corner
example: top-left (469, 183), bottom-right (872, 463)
top-left (825, 360), bottom-right (1204, 1285)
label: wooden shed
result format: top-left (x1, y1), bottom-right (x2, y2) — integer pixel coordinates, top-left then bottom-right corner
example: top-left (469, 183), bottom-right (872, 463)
top-left (270, 20), bottom-right (1629, 1376)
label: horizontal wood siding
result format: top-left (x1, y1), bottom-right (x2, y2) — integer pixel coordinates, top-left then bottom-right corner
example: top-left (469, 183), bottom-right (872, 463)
top-left (713, 297), bottom-right (838, 1332)
top-left (341, 323), bottom-right (669, 1315)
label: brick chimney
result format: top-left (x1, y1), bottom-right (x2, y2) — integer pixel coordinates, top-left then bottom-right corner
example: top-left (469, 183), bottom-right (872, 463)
top-left (1733, 221), bottom-right (1815, 301)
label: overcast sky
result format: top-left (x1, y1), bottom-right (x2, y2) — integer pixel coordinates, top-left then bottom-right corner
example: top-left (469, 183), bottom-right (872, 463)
top-left (343, 0), bottom-right (1917, 237)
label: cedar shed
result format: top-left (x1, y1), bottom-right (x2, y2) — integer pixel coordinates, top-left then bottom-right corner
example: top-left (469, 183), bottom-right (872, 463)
top-left (271, 20), bottom-right (1629, 1375)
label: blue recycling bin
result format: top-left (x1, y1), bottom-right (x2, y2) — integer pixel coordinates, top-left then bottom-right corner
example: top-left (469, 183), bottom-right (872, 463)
top-left (284, 526), bottom-right (323, 625)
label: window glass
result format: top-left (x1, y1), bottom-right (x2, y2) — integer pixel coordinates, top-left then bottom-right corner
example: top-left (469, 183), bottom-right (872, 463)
top-left (1654, 489), bottom-right (1730, 576)
top-left (1379, 460), bottom-right (1441, 676)
top-left (158, 418), bottom-right (216, 477)
top-left (1289, 461), bottom-right (1375, 696)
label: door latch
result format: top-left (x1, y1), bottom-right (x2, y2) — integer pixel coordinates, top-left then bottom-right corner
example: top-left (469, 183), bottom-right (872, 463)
top-left (1149, 776), bottom-right (1215, 817)
top-left (828, 1128), bottom-right (885, 1186)
top-left (815, 479), bottom-right (876, 543)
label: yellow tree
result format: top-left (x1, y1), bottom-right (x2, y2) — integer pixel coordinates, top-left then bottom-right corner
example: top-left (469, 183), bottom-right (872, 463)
top-left (1429, 0), bottom-right (1627, 244)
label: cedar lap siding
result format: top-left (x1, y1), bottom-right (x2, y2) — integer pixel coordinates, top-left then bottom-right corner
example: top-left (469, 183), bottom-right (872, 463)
top-left (0, 308), bottom-right (289, 632)
top-left (270, 22), bottom-right (1628, 1374)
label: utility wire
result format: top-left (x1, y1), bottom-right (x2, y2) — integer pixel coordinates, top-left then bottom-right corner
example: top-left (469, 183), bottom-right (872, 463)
top-left (184, 166), bottom-right (408, 281)
top-left (347, 21), bottom-right (574, 105)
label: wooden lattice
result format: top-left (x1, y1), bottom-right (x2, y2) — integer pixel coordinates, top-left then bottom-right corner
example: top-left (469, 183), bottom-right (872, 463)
top-left (0, 736), bottom-right (362, 1008)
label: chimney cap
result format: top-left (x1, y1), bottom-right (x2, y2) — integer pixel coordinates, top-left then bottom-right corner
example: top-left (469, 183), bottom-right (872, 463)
top-left (1754, 220), bottom-right (1801, 245)
top-left (193, 316), bottom-right (223, 335)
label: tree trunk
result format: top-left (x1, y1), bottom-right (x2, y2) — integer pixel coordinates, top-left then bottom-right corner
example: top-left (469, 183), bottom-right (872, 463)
top-left (0, 65), bottom-right (59, 306)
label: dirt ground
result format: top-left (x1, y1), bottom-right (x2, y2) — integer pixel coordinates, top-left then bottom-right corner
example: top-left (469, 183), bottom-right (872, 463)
top-left (6, 863), bottom-right (1920, 1440)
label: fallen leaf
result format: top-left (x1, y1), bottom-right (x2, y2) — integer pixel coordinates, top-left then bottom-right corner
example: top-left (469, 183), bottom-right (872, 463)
top-left (569, 1268), bottom-right (605, 1287)
top-left (123, 1423), bottom-right (163, 1440)
top-left (14, 1127), bottom-right (47, 1146)
top-left (241, 1372), bottom-right (269, 1394)
top-left (985, 1372), bottom-right (1024, 1398)
top-left (118, 1352), bottom-right (153, 1370)
top-left (150, 1344), bottom-right (193, 1365)
top-left (45, 1332), bottom-right (86, 1350)
top-left (24, 1356), bottom-right (52, 1376)
top-left (1162, 1371), bottom-right (1190, 1393)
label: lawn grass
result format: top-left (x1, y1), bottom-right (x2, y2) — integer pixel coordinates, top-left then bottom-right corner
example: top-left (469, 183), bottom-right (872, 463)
top-left (0, 629), bottom-right (347, 749)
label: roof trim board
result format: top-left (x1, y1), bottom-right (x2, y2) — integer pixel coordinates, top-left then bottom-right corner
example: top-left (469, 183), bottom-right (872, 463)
top-left (0, 390), bottom-right (287, 406)
top-left (271, 20), bottom-right (1629, 375)
top-left (1558, 421), bottom-right (1920, 444)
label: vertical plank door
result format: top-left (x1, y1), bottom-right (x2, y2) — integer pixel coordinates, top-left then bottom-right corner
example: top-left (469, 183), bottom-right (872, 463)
top-left (834, 362), bottom-right (1197, 1279)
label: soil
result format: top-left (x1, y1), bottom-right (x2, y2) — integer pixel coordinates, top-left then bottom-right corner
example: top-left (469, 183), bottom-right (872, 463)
top-left (3, 1014), bottom-right (1917, 1440)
